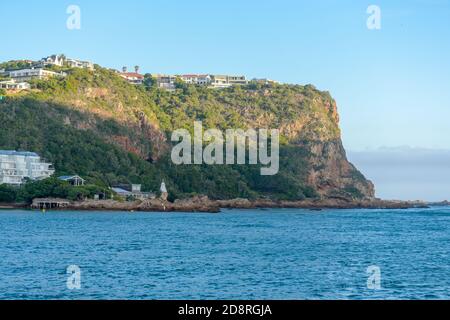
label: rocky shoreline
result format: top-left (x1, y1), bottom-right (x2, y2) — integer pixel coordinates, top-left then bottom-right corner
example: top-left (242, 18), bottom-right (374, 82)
top-left (45, 196), bottom-right (429, 213)
top-left (0, 196), bottom-right (435, 213)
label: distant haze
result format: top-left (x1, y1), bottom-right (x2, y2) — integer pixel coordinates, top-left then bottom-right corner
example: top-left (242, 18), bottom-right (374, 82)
top-left (347, 147), bottom-right (450, 202)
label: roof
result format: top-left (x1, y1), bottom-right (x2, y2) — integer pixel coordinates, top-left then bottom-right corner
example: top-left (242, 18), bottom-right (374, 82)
top-left (181, 74), bottom-right (209, 78)
top-left (120, 72), bottom-right (144, 79)
top-left (0, 80), bottom-right (29, 85)
top-left (111, 187), bottom-right (132, 195)
top-left (0, 150), bottom-right (39, 157)
top-left (58, 175), bottom-right (85, 181)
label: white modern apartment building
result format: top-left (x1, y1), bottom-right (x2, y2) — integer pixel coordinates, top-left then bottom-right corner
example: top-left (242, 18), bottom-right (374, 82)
top-left (0, 151), bottom-right (55, 185)
top-left (9, 68), bottom-right (66, 81)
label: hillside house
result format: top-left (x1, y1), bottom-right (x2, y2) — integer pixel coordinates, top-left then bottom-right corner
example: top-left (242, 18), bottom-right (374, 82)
top-left (40, 54), bottom-right (65, 67)
top-left (227, 75), bottom-right (248, 85)
top-left (210, 75), bottom-right (231, 88)
top-left (251, 78), bottom-right (280, 85)
top-left (153, 74), bottom-right (177, 91)
top-left (179, 74), bottom-right (211, 86)
top-left (66, 58), bottom-right (95, 70)
top-left (120, 72), bottom-right (144, 85)
top-left (0, 80), bottom-right (30, 91)
top-left (58, 175), bottom-right (85, 186)
top-left (209, 75), bottom-right (247, 88)
top-left (9, 68), bottom-right (67, 81)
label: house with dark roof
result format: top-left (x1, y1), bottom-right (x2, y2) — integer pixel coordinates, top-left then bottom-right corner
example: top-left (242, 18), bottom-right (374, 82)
top-left (111, 184), bottom-right (156, 201)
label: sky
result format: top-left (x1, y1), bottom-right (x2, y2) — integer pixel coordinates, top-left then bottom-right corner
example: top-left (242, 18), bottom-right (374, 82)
top-left (1, 0), bottom-right (449, 200)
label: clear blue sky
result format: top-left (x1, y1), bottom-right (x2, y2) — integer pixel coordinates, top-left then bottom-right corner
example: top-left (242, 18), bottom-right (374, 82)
top-left (1, 0), bottom-right (449, 152)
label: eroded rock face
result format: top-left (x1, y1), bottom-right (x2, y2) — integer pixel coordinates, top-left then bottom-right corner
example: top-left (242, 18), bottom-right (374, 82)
top-left (299, 140), bottom-right (375, 199)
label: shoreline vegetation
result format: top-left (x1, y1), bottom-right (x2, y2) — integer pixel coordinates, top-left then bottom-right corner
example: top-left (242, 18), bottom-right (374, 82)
top-left (0, 196), bottom-right (434, 213)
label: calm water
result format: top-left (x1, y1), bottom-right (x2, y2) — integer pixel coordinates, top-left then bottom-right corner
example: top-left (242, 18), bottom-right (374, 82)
top-left (1, 207), bottom-right (450, 300)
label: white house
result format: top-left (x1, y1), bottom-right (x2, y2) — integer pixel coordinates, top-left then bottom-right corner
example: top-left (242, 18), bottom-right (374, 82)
top-left (9, 68), bottom-right (66, 81)
top-left (227, 75), bottom-right (247, 85)
top-left (119, 72), bottom-right (144, 85)
top-left (0, 150), bottom-right (55, 185)
top-left (179, 74), bottom-right (211, 86)
top-left (40, 54), bottom-right (65, 67)
top-left (0, 80), bottom-right (30, 91)
top-left (210, 75), bottom-right (232, 88)
top-left (210, 75), bottom-right (248, 88)
top-left (251, 78), bottom-right (280, 85)
top-left (66, 58), bottom-right (95, 70)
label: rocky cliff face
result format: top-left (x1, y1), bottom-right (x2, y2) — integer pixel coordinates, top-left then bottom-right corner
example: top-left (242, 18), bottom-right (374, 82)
top-left (302, 140), bottom-right (375, 199)
top-left (0, 66), bottom-right (375, 200)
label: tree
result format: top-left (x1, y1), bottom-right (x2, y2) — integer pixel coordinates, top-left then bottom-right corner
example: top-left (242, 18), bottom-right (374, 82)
top-left (0, 185), bottom-right (18, 203)
top-left (17, 178), bottom-right (71, 203)
top-left (143, 74), bottom-right (156, 88)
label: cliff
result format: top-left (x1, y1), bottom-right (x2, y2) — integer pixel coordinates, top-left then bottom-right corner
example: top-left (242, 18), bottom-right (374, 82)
top-left (0, 65), bottom-right (374, 201)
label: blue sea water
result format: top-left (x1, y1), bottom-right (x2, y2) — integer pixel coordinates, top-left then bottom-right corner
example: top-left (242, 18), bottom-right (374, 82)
top-left (1, 207), bottom-right (450, 300)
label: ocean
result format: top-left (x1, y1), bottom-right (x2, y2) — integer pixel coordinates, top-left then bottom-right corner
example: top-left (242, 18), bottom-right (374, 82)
top-left (1, 207), bottom-right (450, 300)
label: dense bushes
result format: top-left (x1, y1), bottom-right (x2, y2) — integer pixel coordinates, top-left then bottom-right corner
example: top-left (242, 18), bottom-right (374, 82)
top-left (0, 178), bottom-right (112, 204)
top-left (0, 185), bottom-right (17, 202)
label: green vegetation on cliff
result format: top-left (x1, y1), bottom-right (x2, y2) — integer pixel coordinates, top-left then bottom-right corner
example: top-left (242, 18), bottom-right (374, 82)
top-left (0, 65), bottom-right (374, 201)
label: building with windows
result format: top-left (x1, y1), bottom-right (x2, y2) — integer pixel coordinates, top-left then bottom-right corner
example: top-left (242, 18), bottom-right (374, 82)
top-left (40, 54), bottom-right (65, 67)
top-left (210, 75), bottom-right (231, 88)
top-left (0, 150), bottom-right (55, 185)
top-left (153, 74), bottom-right (177, 91)
top-left (39, 54), bottom-right (94, 70)
top-left (66, 58), bottom-right (95, 71)
top-left (0, 80), bottom-right (30, 90)
top-left (227, 75), bottom-right (248, 85)
top-left (119, 72), bottom-right (144, 85)
top-left (9, 68), bottom-right (66, 81)
top-left (111, 184), bottom-right (156, 201)
top-left (251, 78), bottom-right (280, 85)
top-left (209, 75), bottom-right (247, 88)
